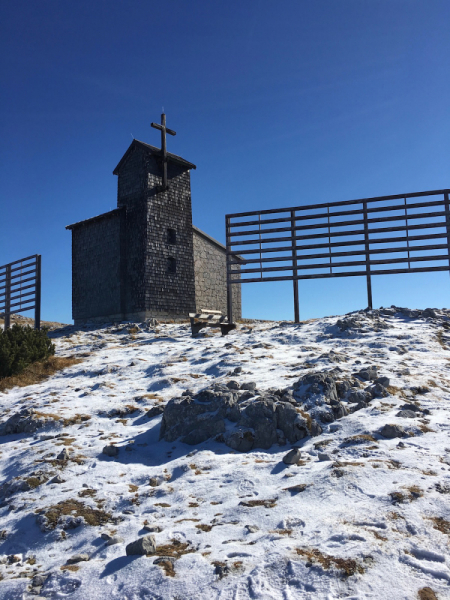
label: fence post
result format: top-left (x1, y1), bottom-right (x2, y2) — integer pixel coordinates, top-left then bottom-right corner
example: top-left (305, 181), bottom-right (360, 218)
top-left (363, 201), bottom-right (373, 310)
top-left (290, 210), bottom-right (300, 323)
top-left (4, 264), bottom-right (11, 330)
top-left (444, 192), bottom-right (450, 278)
top-left (35, 255), bottom-right (41, 330)
top-left (226, 216), bottom-right (234, 324)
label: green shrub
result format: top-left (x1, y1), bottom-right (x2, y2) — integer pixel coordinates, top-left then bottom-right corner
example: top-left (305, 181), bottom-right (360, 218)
top-left (0, 324), bottom-right (55, 378)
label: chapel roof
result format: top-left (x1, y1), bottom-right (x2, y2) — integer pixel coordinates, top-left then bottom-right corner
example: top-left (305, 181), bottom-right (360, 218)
top-left (112, 139), bottom-right (196, 175)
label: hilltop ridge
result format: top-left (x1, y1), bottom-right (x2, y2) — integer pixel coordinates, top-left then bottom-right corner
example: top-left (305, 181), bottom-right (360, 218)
top-left (0, 307), bottom-right (449, 599)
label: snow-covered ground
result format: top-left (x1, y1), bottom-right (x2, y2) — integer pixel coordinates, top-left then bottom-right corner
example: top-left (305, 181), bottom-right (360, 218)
top-left (0, 308), bottom-right (449, 600)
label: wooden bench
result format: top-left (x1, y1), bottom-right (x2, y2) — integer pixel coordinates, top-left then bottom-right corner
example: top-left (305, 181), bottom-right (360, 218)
top-left (189, 310), bottom-right (236, 336)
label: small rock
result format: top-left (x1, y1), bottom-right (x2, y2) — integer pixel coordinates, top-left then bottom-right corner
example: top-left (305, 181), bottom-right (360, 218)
top-left (240, 382), bottom-right (257, 391)
top-left (146, 406), bottom-right (164, 419)
top-left (233, 367), bottom-right (243, 374)
top-left (367, 382), bottom-right (388, 399)
top-left (31, 574), bottom-right (48, 587)
top-left (283, 448), bottom-right (302, 465)
top-left (318, 452), bottom-right (331, 461)
top-left (66, 553), bottom-right (89, 564)
top-left (399, 403), bottom-right (421, 412)
top-left (102, 445), bottom-right (119, 457)
top-left (143, 524), bottom-right (162, 533)
top-left (106, 535), bottom-right (124, 546)
top-left (329, 423), bottom-right (341, 432)
top-left (283, 483), bottom-right (309, 494)
top-left (149, 477), bottom-right (162, 487)
top-left (126, 534), bottom-right (156, 556)
top-left (153, 556), bottom-right (175, 565)
top-left (374, 376), bottom-right (390, 387)
top-left (380, 424), bottom-right (405, 439)
top-left (56, 448), bottom-right (69, 461)
top-left (355, 366), bottom-right (378, 381)
top-left (226, 381), bottom-right (240, 390)
top-left (397, 441), bottom-right (405, 448)
top-left (244, 524), bottom-right (259, 533)
top-left (8, 554), bottom-right (22, 564)
top-left (396, 410), bottom-right (417, 419)
top-left (101, 533), bottom-right (112, 540)
top-left (49, 475), bottom-right (65, 484)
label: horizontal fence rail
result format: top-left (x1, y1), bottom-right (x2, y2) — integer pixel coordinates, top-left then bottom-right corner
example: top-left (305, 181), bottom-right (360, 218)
top-left (0, 255), bottom-right (41, 330)
top-left (225, 189), bottom-right (450, 323)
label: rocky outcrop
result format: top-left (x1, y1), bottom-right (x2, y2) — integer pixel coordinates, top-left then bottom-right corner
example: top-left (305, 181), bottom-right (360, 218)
top-left (0, 408), bottom-right (58, 436)
top-left (159, 383), bottom-right (321, 452)
top-left (159, 364), bottom-right (392, 452)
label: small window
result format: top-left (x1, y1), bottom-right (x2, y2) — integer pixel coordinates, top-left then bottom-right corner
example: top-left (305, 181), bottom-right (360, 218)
top-left (167, 257), bottom-right (176, 274)
top-left (167, 228), bottom-right (177, 244)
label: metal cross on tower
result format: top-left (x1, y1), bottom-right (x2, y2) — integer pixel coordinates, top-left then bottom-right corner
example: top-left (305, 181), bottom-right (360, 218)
top-left (151, 113), bottom-right (176, 190)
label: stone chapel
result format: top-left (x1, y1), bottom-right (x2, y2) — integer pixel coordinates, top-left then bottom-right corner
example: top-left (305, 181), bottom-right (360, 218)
top-left (66, 124), bottom-right (241, 324)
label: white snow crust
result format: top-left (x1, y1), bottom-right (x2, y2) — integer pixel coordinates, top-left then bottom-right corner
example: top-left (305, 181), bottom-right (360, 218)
top-left (0, 309), bottom-right (449, 599)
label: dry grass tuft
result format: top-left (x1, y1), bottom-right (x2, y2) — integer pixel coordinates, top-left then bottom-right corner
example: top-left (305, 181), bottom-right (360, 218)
top-left (60, 565), bottom-right (80, 572)
top-left (418, 587), bottom-right (438, 600)
top-left (195, 523), bottom-right (214, 532)
top-left (26, 476), bottom-right (48, 489)
top-left (156, 559), bottom-right (175, 577)
top-left (154, 539), bottom-right (195, 559)
top-left (436, 331), bottom-right (448, 349)
top-left (0, 356), bottom-right (81, 393)
top-left (429, 516), bottom-right (450, 537)
top-left (40, 499), bottom-right (111, 529)
top-left (296, 547), bottom-right (364, 577)
top-left (342, 434), bottom-right (376, 445)
top-left (239, 498), bottom-right (277, 508)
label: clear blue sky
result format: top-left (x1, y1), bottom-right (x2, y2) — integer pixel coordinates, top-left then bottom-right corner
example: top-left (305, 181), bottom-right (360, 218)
top-left (1, 0), bottom-right (449, 323)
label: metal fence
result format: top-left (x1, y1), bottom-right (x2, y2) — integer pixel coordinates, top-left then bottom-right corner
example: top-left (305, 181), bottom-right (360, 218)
top-left (0, 255), bottom-right (41, 330)
top-left (226, 189), bottom-right (450, 323)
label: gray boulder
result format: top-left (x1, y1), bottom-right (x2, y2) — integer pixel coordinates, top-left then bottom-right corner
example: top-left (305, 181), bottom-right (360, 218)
top-left (66, 554), bottom-right (89, 564)
top-left (226, 380), bottom-right (240, 390)
top-left (336, 380), bottom-right (352, 398)
top-left (379, 424), bottom-right (405, 438)
top-left (57, 448), bottom-right (69, 461)
top-left (348, 389), bottom-right (372, 404)
top-left (318, 452), bottom-right (331, 461)
top-left (102, 445), bottom-right (119, 457)
top-left (294, 372), bottom-right (339, 404)
top-left (225, 429), bottom-right (255, 452)
top-left (331, 402), bottom-right (348, 420)
top-left (106, 535), bottom-right (124, 546)
top-left (126, 534), bottom-right (156, 556)
top-left (159, 391), bottom-right (233, 443)
top-left (399, 403), bottom-right (421, 412)
top-left (396, 410), bottom-right (417, 419)
top-left (354, 366), bottom-right (378, 381)
top-left (146, 405), bottom-right (164, 419)
top-left (282, 448), bottom-right (302, 465)
top-left (0, 409), bottom-right (58, 436)
top-left (241, 382), bottom-right (257, 391)
top-left (375, 376), bottom-right (390, 388)
top-left (366, 382), bottom-right (388, 399)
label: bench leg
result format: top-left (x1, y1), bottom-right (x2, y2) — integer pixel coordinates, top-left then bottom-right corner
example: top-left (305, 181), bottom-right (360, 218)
top-left (191, 322), bottom-right (206, 336)
top-left (220, 323), bottom-right (236, 336)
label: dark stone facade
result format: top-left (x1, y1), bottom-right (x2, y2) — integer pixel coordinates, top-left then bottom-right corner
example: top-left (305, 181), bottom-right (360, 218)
top-left (67, 140), bottom-right (241, 324)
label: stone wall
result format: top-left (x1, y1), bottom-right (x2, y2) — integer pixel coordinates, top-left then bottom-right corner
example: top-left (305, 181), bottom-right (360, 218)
top-left (143, 159), bottom-right (197, 317)
top-left (193, 226), bottom-right (241, 319)
top-left (70, 210), bottom-right (123, 322)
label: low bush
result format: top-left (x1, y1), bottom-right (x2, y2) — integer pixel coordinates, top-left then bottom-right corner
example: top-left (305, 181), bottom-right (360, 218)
top-left (0, 324), bottom-right (55, 378)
